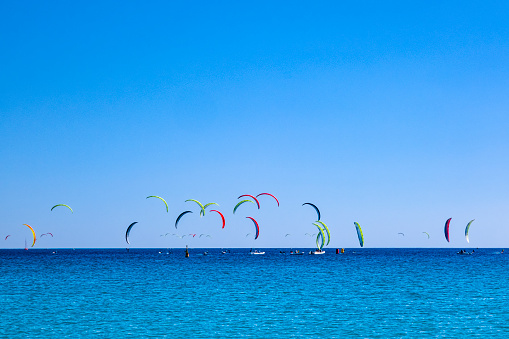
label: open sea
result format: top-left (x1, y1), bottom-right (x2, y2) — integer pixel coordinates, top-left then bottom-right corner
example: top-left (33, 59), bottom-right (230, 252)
top-left (0, 248), bottom-right (507, 338)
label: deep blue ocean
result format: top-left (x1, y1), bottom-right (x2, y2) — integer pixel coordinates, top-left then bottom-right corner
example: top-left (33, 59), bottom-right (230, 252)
top-left (1, 248), bottom-right (507, 338)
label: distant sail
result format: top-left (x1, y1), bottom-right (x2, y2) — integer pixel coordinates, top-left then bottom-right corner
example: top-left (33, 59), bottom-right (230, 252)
top-left (444, 218), bottom-right (451, 242)
top-left (465, 219), bottom-right (475, 243)
top-left (354, 222), bottom-right (364, 247)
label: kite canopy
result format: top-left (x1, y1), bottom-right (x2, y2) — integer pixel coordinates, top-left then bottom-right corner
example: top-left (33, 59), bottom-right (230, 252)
top-left (444, 218), bottom-right (451, 242)
top-left (465, 219), bottom-right (475, 243)
top-left (246, 217), bottom-right (259, 240)
top-left (256, 193), bottom-right (279, 207)
top-left (51, 204), bottom-right (73, 213)
top-left (125, 222), bottom-right (138, 245)
top-left (302, 203), bottom-right (320, 221)
top-left (422, 232), bottom-right (430, 239)
top-left (354, 222), bottom-right (364, 247)
top-left (175, 211), bottom-right (193, 229)
top-left (23, 224), bottom-right (36, 247)
top-left (209, 210), bottom-right (225, 229)
top-left (315, 220), bottom-right (330, 246)
top-left (146, 196), bottom-right (169, 213)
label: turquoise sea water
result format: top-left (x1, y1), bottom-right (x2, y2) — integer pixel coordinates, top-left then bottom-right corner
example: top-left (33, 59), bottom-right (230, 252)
top-left (0, 248), bottom-right (507, 338)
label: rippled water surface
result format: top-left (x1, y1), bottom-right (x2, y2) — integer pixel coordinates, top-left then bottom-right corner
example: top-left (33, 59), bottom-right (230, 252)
top-left (1, 248), bottom-right (508, 338)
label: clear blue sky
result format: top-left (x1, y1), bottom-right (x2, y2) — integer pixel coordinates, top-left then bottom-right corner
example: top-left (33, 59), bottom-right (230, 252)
top-left (1, 1), bottom-right (508, 248)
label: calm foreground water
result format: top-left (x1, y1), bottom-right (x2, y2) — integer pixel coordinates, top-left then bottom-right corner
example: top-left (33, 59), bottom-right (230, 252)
top-left (0, 248), bottom-right (507, 338)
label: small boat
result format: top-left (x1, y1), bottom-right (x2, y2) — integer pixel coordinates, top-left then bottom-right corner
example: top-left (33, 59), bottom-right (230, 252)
top-left (250, 250), bottom-right (265, 255)
top-left (457, 250), bottom-right (472, 255)
top-left (309, 250), bottom-right (325, 255)
top-left (290, 250), bottom-right (304, 255)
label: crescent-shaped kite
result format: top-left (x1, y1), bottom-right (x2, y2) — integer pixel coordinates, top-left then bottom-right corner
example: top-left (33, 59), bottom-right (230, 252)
top-left (51, 204), bottom-right (73, 213)
top-left (146, 196), bottom-right (169, 212)
top-left (209, 210), bottom-right (225, 229)
top-left (246, 217), bottom-right (259, 240)
top-left (175, 211), bottom-right (193, 229)
top-left (256, 193), bottom-right (279, 207)
top-left (22, 224), bottom-right (36, 247)
top-left (465, 219), bottom-right (475, 243)
top-left (315, 220), bottom-right (330, 246)
top-left (444, 218), bottom-right (451, 242)
top-left (302, 203), bottom-right (320, 221)
top-left (125, 222), bottom-right (138, 245)
top-left (354, 222), bottom-right (364, 247)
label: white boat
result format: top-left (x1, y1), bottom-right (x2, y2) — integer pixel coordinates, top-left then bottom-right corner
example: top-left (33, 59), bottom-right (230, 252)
top-left (250, 250), bottom-right (265, 255)
top-left (309, 250), bottom-right (325, 255)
